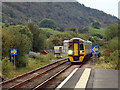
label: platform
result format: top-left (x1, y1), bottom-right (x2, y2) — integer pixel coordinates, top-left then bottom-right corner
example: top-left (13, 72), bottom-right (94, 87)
top-left (56, 68), bottom-right (119, 89)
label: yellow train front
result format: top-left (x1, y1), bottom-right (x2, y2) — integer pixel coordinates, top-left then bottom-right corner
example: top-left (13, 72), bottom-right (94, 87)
top-left (67, 38), bottom-right (92, 64)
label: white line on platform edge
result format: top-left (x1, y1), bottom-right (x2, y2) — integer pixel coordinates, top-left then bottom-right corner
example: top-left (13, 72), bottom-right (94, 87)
top-left (75, 68), bottom-right (91, 89)
top-left (55, 68), bottom-right (78, 90)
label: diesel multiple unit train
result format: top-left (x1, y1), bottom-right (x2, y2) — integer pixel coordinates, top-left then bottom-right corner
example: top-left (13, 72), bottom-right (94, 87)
top-left (67, 38), bottom-right (92, 63)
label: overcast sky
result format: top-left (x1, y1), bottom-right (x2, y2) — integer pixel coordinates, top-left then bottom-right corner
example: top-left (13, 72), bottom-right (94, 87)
top-left (76, 0), bottom-right (119, 17)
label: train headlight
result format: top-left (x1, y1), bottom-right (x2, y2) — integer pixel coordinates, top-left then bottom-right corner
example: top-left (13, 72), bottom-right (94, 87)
top-left (80, 51), bottom-right (82, 53)
top-left (80, 51), bottom-right (84, 53)
top-left (68, 50), bottom-right (73, 54)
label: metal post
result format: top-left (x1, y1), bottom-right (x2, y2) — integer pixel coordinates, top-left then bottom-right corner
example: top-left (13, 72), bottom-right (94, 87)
top-left (93, 54), bottom-right (95, 65)
top-left (10, 55), bottom-right (12, 62)
top-left (11, 55), bottom-right (13, 63)
top-left (14, 55), bottom-right (15, 67)
top-left (93, 54), bottom-right (94, 65)
top-left (97, 54), bottom-right (99, 64)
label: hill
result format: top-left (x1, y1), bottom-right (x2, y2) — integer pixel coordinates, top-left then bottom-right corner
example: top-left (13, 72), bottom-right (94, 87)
top-left (2, 2), bottom-right (118, 31)
top-left (40, 28), bottom-right (62, 38)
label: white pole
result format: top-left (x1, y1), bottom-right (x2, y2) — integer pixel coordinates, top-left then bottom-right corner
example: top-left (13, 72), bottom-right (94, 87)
top-left (11, 55), bottom-right (12, 62)
top-left (97, 54), bottom-right (98, 64)
top-left (14, 55), bottom-right (15, 67)
top-left (93, 54), bottom-right (94, 65)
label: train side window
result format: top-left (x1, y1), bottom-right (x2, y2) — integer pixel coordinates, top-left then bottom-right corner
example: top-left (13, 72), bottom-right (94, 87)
top-left (80, 43), bottom-right (84, 50)
top-left (68, 43), bottom-right (73, 50)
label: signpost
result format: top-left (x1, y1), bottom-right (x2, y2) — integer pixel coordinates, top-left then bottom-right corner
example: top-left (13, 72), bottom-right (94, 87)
top-left (92, 46), bottom-right (99, 65)
top-left (10, 49), bottom-right (17, 67)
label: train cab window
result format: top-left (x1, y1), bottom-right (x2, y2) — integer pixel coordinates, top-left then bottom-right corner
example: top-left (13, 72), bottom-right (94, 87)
top-left (79, 43), bottom-right (84, 50)
top-left (68, 43), bottom-right (73, 50)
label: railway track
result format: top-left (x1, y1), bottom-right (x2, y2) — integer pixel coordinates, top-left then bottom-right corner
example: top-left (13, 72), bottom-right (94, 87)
top-left (1, 58), bottom-right (70, 89)
top-left (34, 63), bottom-right (83, 89)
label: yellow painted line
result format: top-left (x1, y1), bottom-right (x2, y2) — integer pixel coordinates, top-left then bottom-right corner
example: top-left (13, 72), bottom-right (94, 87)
top-left (75, 68), bottom-right (91, 88)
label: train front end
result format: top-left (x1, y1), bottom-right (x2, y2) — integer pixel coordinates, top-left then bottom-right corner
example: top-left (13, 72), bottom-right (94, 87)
top-left (67, 38), bottom-right (85, 63)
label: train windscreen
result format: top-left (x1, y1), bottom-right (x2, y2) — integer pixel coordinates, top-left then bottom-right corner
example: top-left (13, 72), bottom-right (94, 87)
top-left (68, 42), bottom-right (73, 50)
top-left (80, 43), bottom-right (84, 50)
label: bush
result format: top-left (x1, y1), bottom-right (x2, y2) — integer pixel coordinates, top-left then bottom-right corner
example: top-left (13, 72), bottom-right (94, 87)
top-left (93, 34), bottom-right (103, 39)
top-left (45, 53), bottom-right (56, 60)
top-left (108, 50), bottom-right (119, 70)
top-left (16, 56), bottom-right (28, 67)
top-left (29, 53), bottom-right (56, 62)
top-left (104, 37), bottom-right (118, 56)
top-left (2, 57), bottom-right (14, 75)
top-left (104, 24), bottom-right (118, 41)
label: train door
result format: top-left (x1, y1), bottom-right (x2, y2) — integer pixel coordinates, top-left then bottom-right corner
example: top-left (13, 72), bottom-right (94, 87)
top-left (74, 43), bottom-right (78, 56)
top-left (73, 40), bottom-right (80, 61)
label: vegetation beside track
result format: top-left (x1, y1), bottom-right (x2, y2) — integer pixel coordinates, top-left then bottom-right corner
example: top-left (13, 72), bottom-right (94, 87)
top-left (93, 24), bottom-right (119, 70)
top-left (2, 53), bottom-right (56, 79)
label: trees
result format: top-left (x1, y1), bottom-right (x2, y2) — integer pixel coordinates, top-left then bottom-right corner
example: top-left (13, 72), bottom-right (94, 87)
top-left (79, 27), bottom-right (89, 33)
top-left (91, 21), bottom-right (101, 29)
top-left (48, 31), bottom-right (78, 46)
top-left (2, 25), bottom-right (32, 67)
top-left (104, 24), bottom-right (118, 41)
top-left (7, 25), bottom-right (33, 41)
top-left (33, 32), bottom-right (47, 52)
top-left (39, 18), bottom-right (57, 29)
top-left (28, 22), bottom-right (47, 52)
top-left (69, 28), bottom-right (77, 32)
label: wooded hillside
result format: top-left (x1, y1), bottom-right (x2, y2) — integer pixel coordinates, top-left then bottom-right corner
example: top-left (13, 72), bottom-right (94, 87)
top-left (2, 2), bottom-right (118, 31)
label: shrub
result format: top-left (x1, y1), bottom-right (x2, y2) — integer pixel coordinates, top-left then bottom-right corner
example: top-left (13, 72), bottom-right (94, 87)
top-left (45, 53), bottom-right (56, 60)
top-left (108, 50), bottom-right (119, 70)
top-left (2, 57), bottom-right (14, 75)
top-left (15, 56), bottom-right (28, 67)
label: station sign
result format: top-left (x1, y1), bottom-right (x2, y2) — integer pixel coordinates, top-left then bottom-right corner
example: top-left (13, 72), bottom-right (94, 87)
top-left (11, 49), bottom-right (17, 55)
top-left (92, 46), bottom-right (99, 54)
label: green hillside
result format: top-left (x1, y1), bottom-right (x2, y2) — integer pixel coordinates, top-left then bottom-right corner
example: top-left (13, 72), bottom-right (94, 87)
top-left (40, 28), bottom-right (62, 37)
top-left (89, 27), bottom-right (105, 36)
top-left (2, 2), bottom-right (118, 31)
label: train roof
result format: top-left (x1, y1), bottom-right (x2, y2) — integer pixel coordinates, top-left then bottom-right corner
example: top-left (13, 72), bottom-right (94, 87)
top-left (69, 38), bottom-right (92, 43)
top-left (69, 38), bottom-right (84, 41)
top-left (86, 40), bottom-right (92, 43)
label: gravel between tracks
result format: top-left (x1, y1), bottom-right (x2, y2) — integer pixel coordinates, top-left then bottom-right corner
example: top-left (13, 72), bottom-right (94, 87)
top-left (20, 62), bottom-right (70, 88)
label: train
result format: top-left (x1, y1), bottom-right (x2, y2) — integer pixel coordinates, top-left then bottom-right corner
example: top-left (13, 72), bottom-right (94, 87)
top-left (67, 38), bottom-right (92, 64)
top-left (54, 46), bottom-right (63, 58)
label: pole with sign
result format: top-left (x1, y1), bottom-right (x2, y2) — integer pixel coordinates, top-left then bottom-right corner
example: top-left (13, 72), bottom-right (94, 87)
top-left (10, 49), bottom-right (17, 67)
top-left (92, 46), bottom-right (99, 65)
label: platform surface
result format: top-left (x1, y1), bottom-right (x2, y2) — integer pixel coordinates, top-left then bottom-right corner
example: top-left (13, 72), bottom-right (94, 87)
top-left (56, 68), bottom-right (119, 89)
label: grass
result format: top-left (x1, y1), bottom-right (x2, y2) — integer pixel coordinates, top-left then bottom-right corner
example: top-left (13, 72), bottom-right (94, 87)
top-left (93, 60), bottom-right (117, 70)
top-left (40, 28), bottom-right (62, 35)
top-left (94, 62), bottom-right (114, 69)
top-left (88, 27), bottom-right (105, 36)
top-left (2, 53), bottom-right (56, 79)
top-left (93, 55), bottom-right (119, 70)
